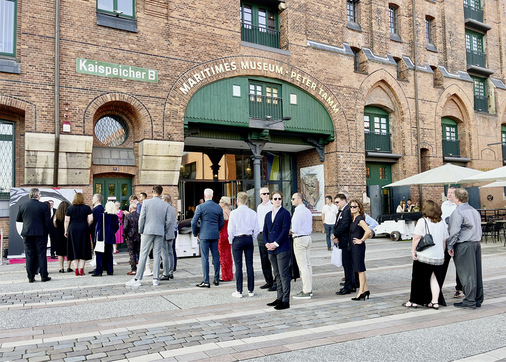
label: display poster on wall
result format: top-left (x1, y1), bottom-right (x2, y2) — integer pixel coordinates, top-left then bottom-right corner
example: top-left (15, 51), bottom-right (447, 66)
top-left (300, 165), bottom-right (324, 215)
top-left (8, 188), bottom-right (81, 257)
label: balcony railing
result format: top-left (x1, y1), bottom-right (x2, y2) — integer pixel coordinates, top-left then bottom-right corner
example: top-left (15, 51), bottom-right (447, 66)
top-left (249, 95), bottom-right (283, 121)
top-left (364, 131), bottom-right (392, 153)
top-left (241, 22), bottom-right (280, 49)
top-left (466, 50), bottom-right (486, 68)
top-left (474, 95), bottom-right (488, 112)
top-left (464, 4), bottom-right (484, 23)
top-left (442, 139), bottom-right (461, 157)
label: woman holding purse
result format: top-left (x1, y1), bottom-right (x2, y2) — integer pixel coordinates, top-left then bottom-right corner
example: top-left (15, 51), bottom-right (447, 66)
top-left (404, 200), bottom-right (448, 309)
top-left (92, 201), bottom-right (119, 276)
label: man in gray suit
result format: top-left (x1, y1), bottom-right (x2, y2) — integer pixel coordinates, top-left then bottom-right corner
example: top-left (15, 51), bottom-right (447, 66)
top-left (126, 185), bottom-right (171, 287)
top-left (160, 193), bottom-right (177, 280)
top-left (192, 188), bottom-right (224, 288)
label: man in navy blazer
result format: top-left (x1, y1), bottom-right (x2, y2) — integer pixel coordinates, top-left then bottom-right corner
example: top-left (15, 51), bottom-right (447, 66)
top-left (192, 188), bottom-right (224, 288)
top-left (264, 191), bottom-right (292, 310)
top-left (16, 188), bottom-right (51, 283)
top-left (333, 193), bottom-right (355, 295)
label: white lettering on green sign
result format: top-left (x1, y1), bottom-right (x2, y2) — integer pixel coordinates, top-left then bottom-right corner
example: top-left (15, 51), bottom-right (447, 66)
top-left (76, 58), bottom-right (158, 83)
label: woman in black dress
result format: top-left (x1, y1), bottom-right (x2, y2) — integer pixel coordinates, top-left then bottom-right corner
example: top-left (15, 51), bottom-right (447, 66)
top-left (349, 199), bottom-right (372, 301)
top-left (92, 201), bottom-right (119, 276)
top-left (53, 200), bottom-right (72, 273)
top-left (64, 193), bottom-right (93, 276)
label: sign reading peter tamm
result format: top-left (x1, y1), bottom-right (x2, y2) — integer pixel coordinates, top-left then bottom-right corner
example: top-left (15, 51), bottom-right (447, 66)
top-left (76, 58), bottom-right (158, 83)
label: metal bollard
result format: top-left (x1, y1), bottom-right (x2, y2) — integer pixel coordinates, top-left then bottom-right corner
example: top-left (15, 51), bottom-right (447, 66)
top-left (0, 228), bottom-right (5, 265)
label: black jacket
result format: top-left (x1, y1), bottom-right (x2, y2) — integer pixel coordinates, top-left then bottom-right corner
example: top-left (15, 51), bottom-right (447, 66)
top-left (16, 199), bottom-right (51, 237)
top-left (333, 204), bottom-right (352, 249)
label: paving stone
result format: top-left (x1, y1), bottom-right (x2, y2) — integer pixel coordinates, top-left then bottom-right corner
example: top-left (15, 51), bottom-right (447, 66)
top-left (85, 352), bottom-right (107, 360)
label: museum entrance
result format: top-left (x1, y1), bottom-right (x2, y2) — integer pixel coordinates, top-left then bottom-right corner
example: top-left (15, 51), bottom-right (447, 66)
top-left (178, 151), bottom-right (294, 220)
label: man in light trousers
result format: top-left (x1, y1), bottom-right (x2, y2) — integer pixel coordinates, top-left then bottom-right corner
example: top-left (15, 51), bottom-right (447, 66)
top-left (291, 192), bottom-right (313, 299)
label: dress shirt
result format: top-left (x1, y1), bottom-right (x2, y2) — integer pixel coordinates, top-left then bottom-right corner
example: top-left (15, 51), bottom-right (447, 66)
top-left (447, 203), bottom-right (482, 250)
top-left (257, 200), bottom-right (273, 231)
top-left (441, 200), bottom-right (457, 224)
top-left (322, 204), bottom-right (338, 225)
top-left (291, 204), bottom-right (313, 237)
top-left (228, 205), bottom-right (259, 243)
top-left (364, 213), bottom-right (378, 229)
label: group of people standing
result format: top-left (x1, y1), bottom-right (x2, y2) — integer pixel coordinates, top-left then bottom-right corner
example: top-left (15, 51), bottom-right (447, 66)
top-left (190, 187), bottom-right (316, 310)
top-left (405, 187), bottom-right (484, 310)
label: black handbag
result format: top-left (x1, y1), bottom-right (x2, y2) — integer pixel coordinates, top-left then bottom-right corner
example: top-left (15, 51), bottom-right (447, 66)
top-left (416, 218), bottom-right (435, 252)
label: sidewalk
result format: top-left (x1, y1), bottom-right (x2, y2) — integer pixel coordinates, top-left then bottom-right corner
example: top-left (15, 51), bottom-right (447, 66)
top-left (1, 234), bottom-right (506, 361)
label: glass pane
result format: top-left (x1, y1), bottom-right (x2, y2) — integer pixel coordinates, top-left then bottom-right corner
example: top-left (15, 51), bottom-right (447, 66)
top-left (244, 157), bottom-right (253, 180)
top-left (0, 122), bottom-right (13, 194)
top-left (0, 0), bottom-right (16, 55)
top-left (109, 183), bottom-right (115, 196)
top-left (266, 154), bottom-right (280, 181)
top-left (235, 155), bottom-right (244, 179)
top-left (258, 8), bottom-right (267, 30)
top-left (94, 115), bottom-right (128, 147)
top-left (122, 183), bottom-right (128, 197)
top-left (364, 115), bottom-right (370, 131)
top-left (117, 0), bottom-right (134, 16)
top-left (281, 153), bottom-right (291, 180)
top-left (95, 183), bottom-right (102, 194)
top-left (97, 0), bottom-right (114, 11)
top-left (242, 4), bottom-right (252, 26)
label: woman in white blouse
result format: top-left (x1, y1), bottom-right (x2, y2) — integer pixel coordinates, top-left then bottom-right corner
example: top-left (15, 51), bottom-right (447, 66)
top-left (404, 200), bottom-right (448, 310)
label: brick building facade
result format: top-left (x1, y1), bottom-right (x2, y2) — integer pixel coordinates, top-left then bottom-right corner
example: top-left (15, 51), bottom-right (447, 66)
top-left (1, 0), bottom-right (506, 251)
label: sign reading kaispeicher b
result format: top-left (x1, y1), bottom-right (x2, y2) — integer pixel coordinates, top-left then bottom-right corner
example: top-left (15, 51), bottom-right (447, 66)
top-left (76, 58), bottom-right (158, 83)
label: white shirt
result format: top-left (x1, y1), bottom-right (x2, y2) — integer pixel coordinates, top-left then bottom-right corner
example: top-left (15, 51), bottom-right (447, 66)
top-left (257, 200), bottom-right (273, 231)
top-left (291, 204), bottom-right (313, 236)
top-left (414, 218), bottom-right (448, 265)
top-left (441, 200), bottom-right (457, 224)
top-left (228, 205), bottom-right (259, 243)
top-left (322, 204), bottom-right (338, 225)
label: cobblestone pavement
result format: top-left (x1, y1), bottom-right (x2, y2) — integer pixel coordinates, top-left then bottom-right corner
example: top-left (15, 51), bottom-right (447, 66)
top-left (1, 235), bottom-right (506, 361)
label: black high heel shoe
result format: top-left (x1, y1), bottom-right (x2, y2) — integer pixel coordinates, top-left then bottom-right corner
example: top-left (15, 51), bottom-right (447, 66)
top-left (351, 290), bottom-right (370, 301)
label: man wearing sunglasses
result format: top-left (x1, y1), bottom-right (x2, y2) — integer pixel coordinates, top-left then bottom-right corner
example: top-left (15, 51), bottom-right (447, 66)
top-left (257, 187), bottom-right (276, 291)
top-left (264, 191), bottom-right (292, 310)
top-left (333, 193), bottom-right (356, 295)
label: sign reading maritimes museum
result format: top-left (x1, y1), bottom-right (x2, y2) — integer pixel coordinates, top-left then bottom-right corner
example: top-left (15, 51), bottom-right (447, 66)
top-left (176, 57), bottom-right (340, 114)
top-left (76, 58), bottom-right (158, 83)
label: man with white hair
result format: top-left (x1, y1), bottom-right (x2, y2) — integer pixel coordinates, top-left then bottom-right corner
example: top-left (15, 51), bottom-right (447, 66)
top-left (192, 188), bottom-right (224, 288)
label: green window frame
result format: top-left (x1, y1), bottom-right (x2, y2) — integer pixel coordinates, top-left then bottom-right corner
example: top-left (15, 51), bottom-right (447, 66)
top-left (473, 76), bottom-right (488, 112)
top-left (249, 81), bottom-right (282, 120)
top-left (441, 118), bottom-right (458, 141)
top-left (0, 0), bottom-right (17, 57)
top-left (464, 0), bottom-right (481, 10)
top-left (240, 2), bottom-right (279, 48)
top-left (0, 120), bottom-right (15, 199)
top-left (501, 125), bottom-right (506, 145)
top-left (97, 0), bottom-right (135, 19)
top-left (364, 106), bottom-right (389, 134)
top-left (465, 30), bottom-right (484, 53)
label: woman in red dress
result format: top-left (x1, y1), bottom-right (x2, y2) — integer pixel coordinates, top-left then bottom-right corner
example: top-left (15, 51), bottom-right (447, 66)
top-left (218, 196), bottom-right (233, 281)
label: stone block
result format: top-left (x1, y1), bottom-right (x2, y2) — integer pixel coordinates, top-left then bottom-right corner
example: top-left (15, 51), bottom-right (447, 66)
top-left (59, 135), bottom-right (93, 153)
top-left (139, 156), bottom-right (181, 171)
top-left (139, 140), bottom-right (184, 157)
top-left (25, 151), bottom-right (54, 168)
top-left (25, 168), bottom-right (53, 184)
top-left (58, 169), bottom-right (91, 185)
top-left (139, 170), bottom-right (179, 185)
top-left (25, 133), bottom-right (55, 152)
top-left (59, 153), bottom-right (93, 169)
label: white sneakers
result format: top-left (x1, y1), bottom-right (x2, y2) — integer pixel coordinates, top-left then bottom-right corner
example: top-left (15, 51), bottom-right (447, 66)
top-left (232, 291), bottom-right (255, 298)
top-left (125, 278), bottom-right (141, 287)
top-left (153, 279), bottom-right (159, 286)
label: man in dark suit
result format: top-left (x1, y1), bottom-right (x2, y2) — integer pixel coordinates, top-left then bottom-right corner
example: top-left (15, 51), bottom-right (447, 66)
top-left (264, 191), bottom-right (292, 310)
top-left (333, 193), bottom-right (355, 295)
top-left (192, 188), bottom-right (224, 288)
top-left (16, 188), bottom-right (51, 283)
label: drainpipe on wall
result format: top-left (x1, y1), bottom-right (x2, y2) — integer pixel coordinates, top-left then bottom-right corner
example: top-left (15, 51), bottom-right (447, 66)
top-left (412, 0), bottom-right (423, 203)
top-left (53, 0), bottom-right (61, 187)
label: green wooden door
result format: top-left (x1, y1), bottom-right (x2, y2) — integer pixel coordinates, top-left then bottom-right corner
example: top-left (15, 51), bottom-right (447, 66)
top-left (93, 177), bottom-right (132, 210)
top-left (366, 163), bottom-right (392, 214)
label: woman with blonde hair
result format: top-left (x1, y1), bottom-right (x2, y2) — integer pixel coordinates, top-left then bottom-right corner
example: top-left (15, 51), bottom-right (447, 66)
top-left (92, 201), bottom-right (119, 276)
top-left (404, 200), bottom-right (448, 309)
top-left (218, 196), bottom-right (233, 281)
top-left (65, 193), bottom-right (93, 276)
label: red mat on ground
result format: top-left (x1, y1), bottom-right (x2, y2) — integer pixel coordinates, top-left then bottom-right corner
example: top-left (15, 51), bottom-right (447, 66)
top-left (8, 257), bottom-right (60, 265)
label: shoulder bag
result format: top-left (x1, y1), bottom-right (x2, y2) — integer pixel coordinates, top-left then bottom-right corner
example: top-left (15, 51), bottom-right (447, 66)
top-left (416, 218), bottom-right (435, 252)
top-left (95, 214), bottom-right (105, 253)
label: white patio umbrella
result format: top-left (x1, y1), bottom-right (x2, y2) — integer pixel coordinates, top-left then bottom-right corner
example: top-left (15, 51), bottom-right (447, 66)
top-left (382, 163), bottom-right (483, 187)
top-left (478, 180), bottom-right (506, 188)
top-left (460, 165), bottom-right (506, 183)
